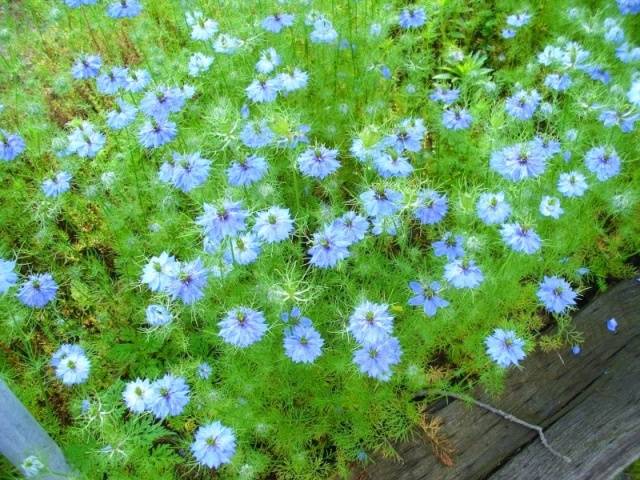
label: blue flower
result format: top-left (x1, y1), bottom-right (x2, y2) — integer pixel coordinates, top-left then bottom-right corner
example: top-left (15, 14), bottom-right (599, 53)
top-left (138, 119), bottom-right (177, 148)
top-left (196, 200), bottom-right (248, 246)
top-left (262, 12), bottom-right (295, 33)
top-left (539, 196), bottom-right (563, 219)
top-left (71, 54), bottom-right (101, 80)
top-left (107, 0), bottom-right (142, 18)
top-left (42, 171), bottom-right (72, 198)
top-left (141, 252), bottom-right (180, 293)
top-left (188, 52), bottom-right (214, 77)
top-left (64, 0), bottom-right (97, 7)
top-left (582, 65), bottom-right (610, 84)
top-left (218, 307), bottom-right (268, 347)
top-left (408, 281), bottom-right (449, 317)
top-left (442, 108), bottom-right (473, 130)
top-left (372, 150), bottom-right (413, 178)
top-left (186, 11), bottom-right (219, 41)
top-left (240, 120), bottom-right (274, 148)
top-left (190, 421), bottom-right (237, 469)
top-left (414, 190), bottom-right (448, 225)
top-left (224, 233), bottom-right (262, 265)
top-left (67, 122), bottom-right (105, 158)
top-left (504, 89), bottom-right (540, 120)
top-left (371, 215), bottom-right (399, 236)
top-left (429, 87), bottom-right (460, 105)
top-left (500, 223), bottom-right (541, 254)
top-left (476, 192), bottom-right (511, 224)
top-left (618, 0), bottom-right (640, 14)
top-left (227, 154), bottom-right (268, 187)
top-left (17, 273), bottom-right (58, 308)
top-left (148, 374), bottom-right (190, 419)
top-left (332, 211), bottom-right (369, 245)
top-left (297, 146), bottom-right (341, 179)
top-left (360, 187), bottom-right (403, 218)
top-left (444, 258), bottom-right (484, 289)
top-left (353, 336), bottom-right (402, 381)
top-left (310, 18), bottom-right (338, 44)
top-left (106, 98), bottom-right (137, 130)
top-left (0, 258), bottom-right (17, 294)
top-left (501, 28), bottom-right (516, 39)
top-left (123, 378), bottom-right (152, 413)
top-left (399, 7), bottom-right (427, 29)
top-left (607, 318), bottom-right (619, 332)
top-left (385, 118), bottom-right (426, 153)
top-left (283, 318), bottom-right (324, 363)
top-left (506, 11), bottom-right (532, 27)
top-left (145, 304), bottom-right (172, 327)
top-left (544, 73), bottom-right (572, 92)
top-left (52, 344), bottom-right (90, 386)
top-left (536, 276), bottom-right (577, 314)
top-left (246, 78), bottom-right (281, 103)
top-left (168, 258), bottom-right (209, 305)
top-left (629, 80), bottom-right (640, 106)
top-left (276, 68), bottom-right (308, 93)
top-left (490, 141), bottom-right (547, 181)
top-left (308, 224), bottom-right (351, 268)
top-left (253, 206), bottom-right (294, 243)
top-left (584, 146), bottom-right (621, 181)
top-left (615, 43), bottom-right (640, 63)
top-left (433, 233), bottom-right (464, 260)
top-left (125, 69), bottom-right (151, 92)
top-left (0, 130), bottom-right (26, 161)
top-left (348, 301), bottom-right (394, 344)
top-left (163, 151), bottom-right (211, 192)
top-left (485, 329), bottom-right (526, 368)
top-left (196, 362), bottom-right (212, 379)
top-left (557, 171), bottom-right (588, 197)
top-left (140, 86), bottom-right (186, 120)
top-left (96, 66), bottom-right (128, 95)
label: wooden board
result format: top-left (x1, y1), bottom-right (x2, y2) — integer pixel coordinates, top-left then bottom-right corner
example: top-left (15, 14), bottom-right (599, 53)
top-left (364, 278), bottom-right (640, 480)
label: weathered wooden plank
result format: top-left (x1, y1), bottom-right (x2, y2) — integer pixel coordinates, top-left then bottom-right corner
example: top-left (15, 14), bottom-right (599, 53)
top-left (0, 380), bottom-right (74, 479)
top-left (366, 279), bottom-right (640, 480)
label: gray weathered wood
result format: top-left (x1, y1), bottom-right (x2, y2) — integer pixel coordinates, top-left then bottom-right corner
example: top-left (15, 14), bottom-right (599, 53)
top-left (365, 278), bottom-right (640, 480)
top-left (0, 380), bottom-right (74, 479)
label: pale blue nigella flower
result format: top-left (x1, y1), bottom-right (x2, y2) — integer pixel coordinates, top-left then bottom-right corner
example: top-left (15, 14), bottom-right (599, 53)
top-left (485, 329), bottom-right (526, 368)
top-left (190, 421), bottom-right (237, 468)
top-left (408, 281), bottom-right (449, 317)
top-left (536, 276), bottom-right (577, 314)
top-left (17, 273), bottom-right (58, 308)
top-left (218, 307), bottom-right (268, 347)
top-left (148, 375), bottom-right (190, 419)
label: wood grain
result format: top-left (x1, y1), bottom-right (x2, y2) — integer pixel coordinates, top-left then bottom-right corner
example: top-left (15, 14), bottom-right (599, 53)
top-left (366, 279), bottom-right (640, 480)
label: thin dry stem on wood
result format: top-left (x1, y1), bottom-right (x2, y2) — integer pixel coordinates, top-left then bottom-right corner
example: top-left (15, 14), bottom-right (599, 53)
top-left (418, 410), bottom-right (456, 467)
top-left (428, 390), bottom-right (572, 464)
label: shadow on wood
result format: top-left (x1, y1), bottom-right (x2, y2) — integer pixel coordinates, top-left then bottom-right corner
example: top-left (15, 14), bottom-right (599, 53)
top-left (363, 278), bottom-right (640, 480)
top-left (0, 380), bottom-right (74, 479)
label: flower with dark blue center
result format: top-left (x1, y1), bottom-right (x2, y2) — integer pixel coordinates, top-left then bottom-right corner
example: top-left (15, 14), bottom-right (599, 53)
top-left (442, 108), bottom-right (473, 130)
top-left (506, 11), bottom-right (532, 27)
top-left (536, 276), bottom-right (577, 314)
top-left (196, 200), bottom-right (248, 246)
top-left (490, 141), bottom-right (547, 181)
top-left (310, 17), bottom-right (338, 43)
top-left (444, 258), bottom-right (484, 289)
top-left (227, 154), bottom-right (268, 187)
top-left (218, 307), bottom-right (268, 347)
top-left (500, 223), bottom-right (541, 254)
top-left (433, 233), bottom-right (464, 260)
top-left (106, 98), bottom-right (137, 130)
top-left (168, 258), bottom-right (209, 305)
top-left (145, 304), bottom-right (172, 327)
top-left (67, 122), bottom-right (105, 158)
top-left (42, 171), bottom-right (72, 198)
top-left (246, 78), bottom-right (281, 103)
top-left (399, 7), bottom-right (427, 29)
top-left (353, 336), bottom-right (402, 381)
top-left (0, 130), bottom-right (26, 161)
top-left (332, 211), bottom-right (369, 245)
top-left (414, 189), bottom-right (448, 225)
top-left (384, 118), bottom-right (426, 153)
top-left (544, 73), bottom-right (572, 92)
top-left (140, 86), bottom-right (186, 120)
top-left (138, 119), bottom-right (177, 148)
top-left (476, 192), bottom-right (511, 224)
top-left (125, 69), bottom-right (151, 92)
top-left (190, 421), bottom-right (237, 469)
top-left (0, 258), bottom-right (17, 294)
top-left (253, 206), bottom-right (294, 243)
top-left (557, 171), bottom-right (588, 197)
top-left (262, 12), bottom-right (295, 33)
top-left (408, 281), bottom-right (449, 317)
top-left (504, 89), bottom-right (541, 120)
top-left (148, 374), bottom-right (190, 419)
top-left (584, 146), bottom-right (621, 181)
top-left (107, 0), bottom-right (142, 18)
top-left (96, 66), bottom-right (128, 95)
top-left (617, 0), bottom-right (640, 14)
top-left (71, 54), bottom-right (102, 80)
top-left (348, 301), bottom-right (394, 345)
top-left (360, 187), bottom-right (403, 218)
top-left (501, 28), bottom-right (516, 39)
top-left (297, 146), bottom-right (341, 179)
top-left (308, 224), bottom-right (351, 268)
top-left (430, 87), bottom-right (460, 105)
top-left (239, 120), bottom-right (274, 148)
top-left (17, 273), bottom-right (58, 308)
top-left (166, 151), bottom-right (211, 192)
top-left (283, 318), bottom-right (324, 363)
top-left (485, 329), bottom-right (526, 368)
